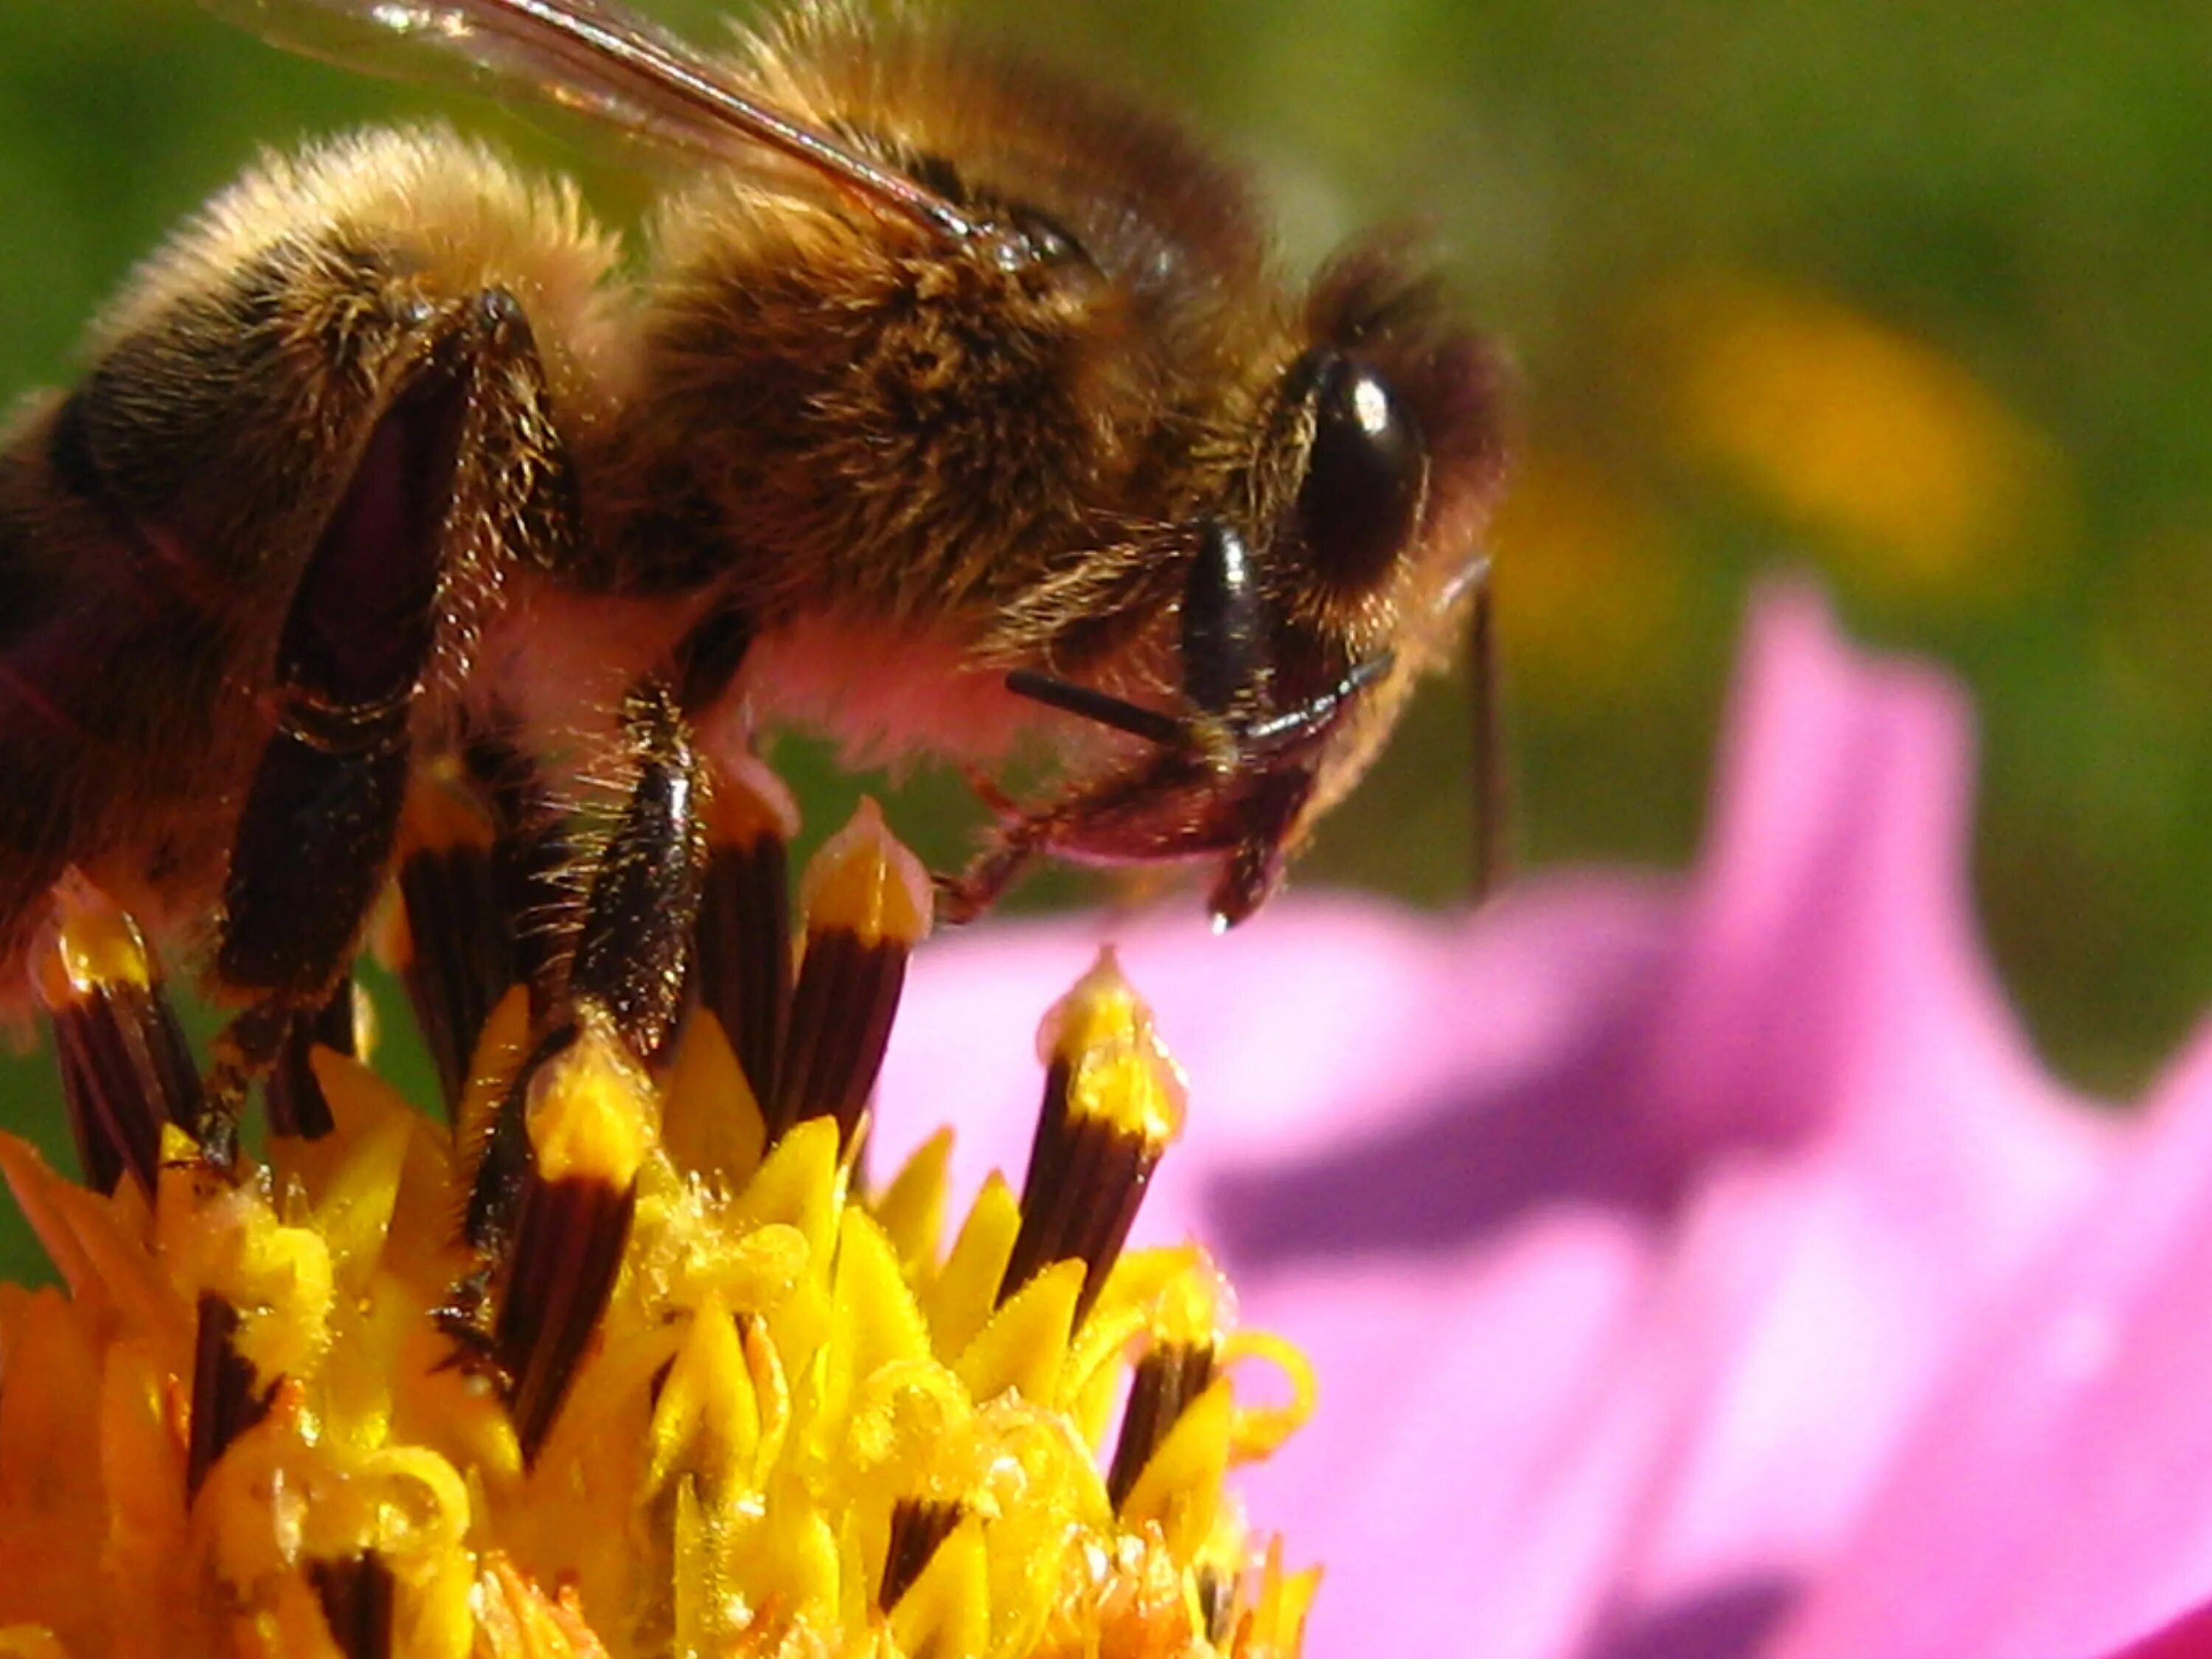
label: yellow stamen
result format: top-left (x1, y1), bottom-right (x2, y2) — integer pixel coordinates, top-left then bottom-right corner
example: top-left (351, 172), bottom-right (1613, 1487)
top-left (36, 873), bottom-right (153, 1004)
top-left (1040, 946), bottom-right (1186, 1148)
top-left (524, 1012), bottom-right (653, 1187)
top-left (705, 753), bottom-right (800, 850)
top-left (796, 795), bottom-right (933, 946)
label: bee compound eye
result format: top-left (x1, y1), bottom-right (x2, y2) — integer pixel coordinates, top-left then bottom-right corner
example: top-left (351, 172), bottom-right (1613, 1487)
top-left (1293, 352), bottom-right (1429, 593)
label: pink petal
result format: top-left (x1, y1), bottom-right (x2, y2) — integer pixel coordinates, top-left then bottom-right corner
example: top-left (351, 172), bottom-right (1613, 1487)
top-left (1773, 1029), bottom-right (2212, 1659)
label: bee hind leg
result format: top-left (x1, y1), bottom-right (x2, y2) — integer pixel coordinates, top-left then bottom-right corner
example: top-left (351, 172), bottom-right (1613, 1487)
top-left (204, 289), bottom-right (571, 1154)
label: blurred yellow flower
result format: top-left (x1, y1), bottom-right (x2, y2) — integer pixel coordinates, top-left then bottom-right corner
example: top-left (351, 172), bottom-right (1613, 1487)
top-left (1659, 274), bottom-right (2065, 598)
top-left (1487, 447), bottom-right (1686, 698)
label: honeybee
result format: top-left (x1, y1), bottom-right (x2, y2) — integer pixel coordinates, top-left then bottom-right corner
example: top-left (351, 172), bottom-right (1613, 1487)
top-left (0, 0), bottom-right (1508, 1092)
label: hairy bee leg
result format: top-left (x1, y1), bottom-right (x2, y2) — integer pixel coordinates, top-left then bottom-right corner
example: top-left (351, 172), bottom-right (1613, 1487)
top-left (566, 685), bottom-right (712, 1060)
top-left (265, 975), bottom-right (361, 1141)
top-left (451, 684), bottom-right (709, 1464)
top-left (456, 686), bottom-right (709, 1256)
top-left (203, 288), bottom-right (570, 1127)
top-left (209, 352), bottom-right (460, 1034)
top-left (939, 747), bottom-right (1207, 925)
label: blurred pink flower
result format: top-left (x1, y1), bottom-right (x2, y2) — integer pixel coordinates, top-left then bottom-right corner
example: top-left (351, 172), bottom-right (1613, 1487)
top-left (878, 585), bottom-right (2212, 1659)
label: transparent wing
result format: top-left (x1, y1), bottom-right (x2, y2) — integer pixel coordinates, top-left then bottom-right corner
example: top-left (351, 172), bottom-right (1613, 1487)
top-left (201, 0), bottom-right (974, 236)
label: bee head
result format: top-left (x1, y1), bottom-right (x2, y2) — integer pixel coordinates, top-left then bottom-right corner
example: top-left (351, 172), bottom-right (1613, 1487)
top-left (1181, 242), bottom-right (1510, 920)
top-left (987, 241), bottom-right (1509, 926)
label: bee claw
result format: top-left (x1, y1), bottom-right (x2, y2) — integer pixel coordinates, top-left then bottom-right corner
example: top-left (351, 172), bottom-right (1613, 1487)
top-left (935, 841), bottom-right (1035, 926)
top-left (429, 1284), bottom-right (513, 1391)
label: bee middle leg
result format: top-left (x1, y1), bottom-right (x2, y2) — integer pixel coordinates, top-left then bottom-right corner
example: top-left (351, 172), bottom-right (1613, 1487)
top-left (204, 289), bottom-right (572, 1145)
top-left (439, 681), bottom-right (709, 1463)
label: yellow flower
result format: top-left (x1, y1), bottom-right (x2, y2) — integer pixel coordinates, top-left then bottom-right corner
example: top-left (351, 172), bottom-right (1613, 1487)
top-left (0, 787), bottom-right (1315, 1659)
top-left (1658, 273), bottom-right (2066, 599)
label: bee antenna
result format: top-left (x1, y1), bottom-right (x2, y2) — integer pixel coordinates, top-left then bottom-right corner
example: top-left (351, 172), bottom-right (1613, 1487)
top-left (1004, 670), bottom-right (1189, 750)
top-left (1452, 552), bottom-right (1510, 900)
top-left (1439, 549), bottom-right (1493, 611)
top-left (1236, 652), bottom-right (1395, 754)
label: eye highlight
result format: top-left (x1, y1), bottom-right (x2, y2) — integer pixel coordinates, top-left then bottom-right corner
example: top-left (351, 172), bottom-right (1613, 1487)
top-left (1290, 349), bottom-right (1430, 594)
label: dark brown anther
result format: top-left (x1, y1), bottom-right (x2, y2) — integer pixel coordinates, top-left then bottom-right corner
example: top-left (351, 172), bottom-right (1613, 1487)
top-left (483, 1010), bottom-right (652, 1464)
top-left (392, 761), bottom-right (515, 1117)
top-left (307, 1552), bottom-right (397, 1659)
top-left (187, 1293), bottom-right (274, 1500)
top-left (878, 1496), bottom-right (966, 1611)
top-left (1106, 1340), bottom-right (1219, 1511)
top-left (695, 755), bottom-right (798, 1110)
top-left (775, 932), bottom-right (902, 1151)
top-left (996, 1055), bottom-right (1164, 1323)
top-left (36, 874), bottom-right (204, 1194)
top-left (498, 1170), bottom-right (637, 1467)
top-left (773, 800), bottom-right (930, 1150)
top-left (996, 951), bottom-right (1183, 1324)
top-left (265, 975), bottom-right (359, 1141)
top-left (1194, 1562), bottom-right (1237, 1646)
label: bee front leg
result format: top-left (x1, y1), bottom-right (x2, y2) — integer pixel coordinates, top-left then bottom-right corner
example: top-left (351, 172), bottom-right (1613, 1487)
top-left (939, 746), bottom-right (1214, 925)
top-left (204, 290), bottom-right (571, 1150)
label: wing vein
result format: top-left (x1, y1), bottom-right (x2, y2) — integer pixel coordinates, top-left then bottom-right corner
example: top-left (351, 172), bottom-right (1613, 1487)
top-left (202, 0), bottom-right (975, 237)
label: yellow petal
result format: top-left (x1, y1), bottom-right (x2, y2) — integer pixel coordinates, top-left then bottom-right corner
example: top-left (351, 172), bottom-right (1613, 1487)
top-left (886, 1512), bottom-right (990, 1659)
top-left (924, 1174), bottom-right (1020, 1365)
top-left (661, 1009), bottom-right (768, 1190)
top-left (956, 1259), bottom-right (1080, 1408)
top-left (647, 1293), bottom-right (760, 1498)
top-left (1119, 1378), bottom-right (1233, 1559)
top-left (820, 1207), bottom-right (933, 1448)
top-left (872, 1128), bottom-right (952, 1275)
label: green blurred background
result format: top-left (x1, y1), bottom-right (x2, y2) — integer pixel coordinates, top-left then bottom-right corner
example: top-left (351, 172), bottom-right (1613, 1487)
top-left (5, 0), bottom-right (2211, 1277)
